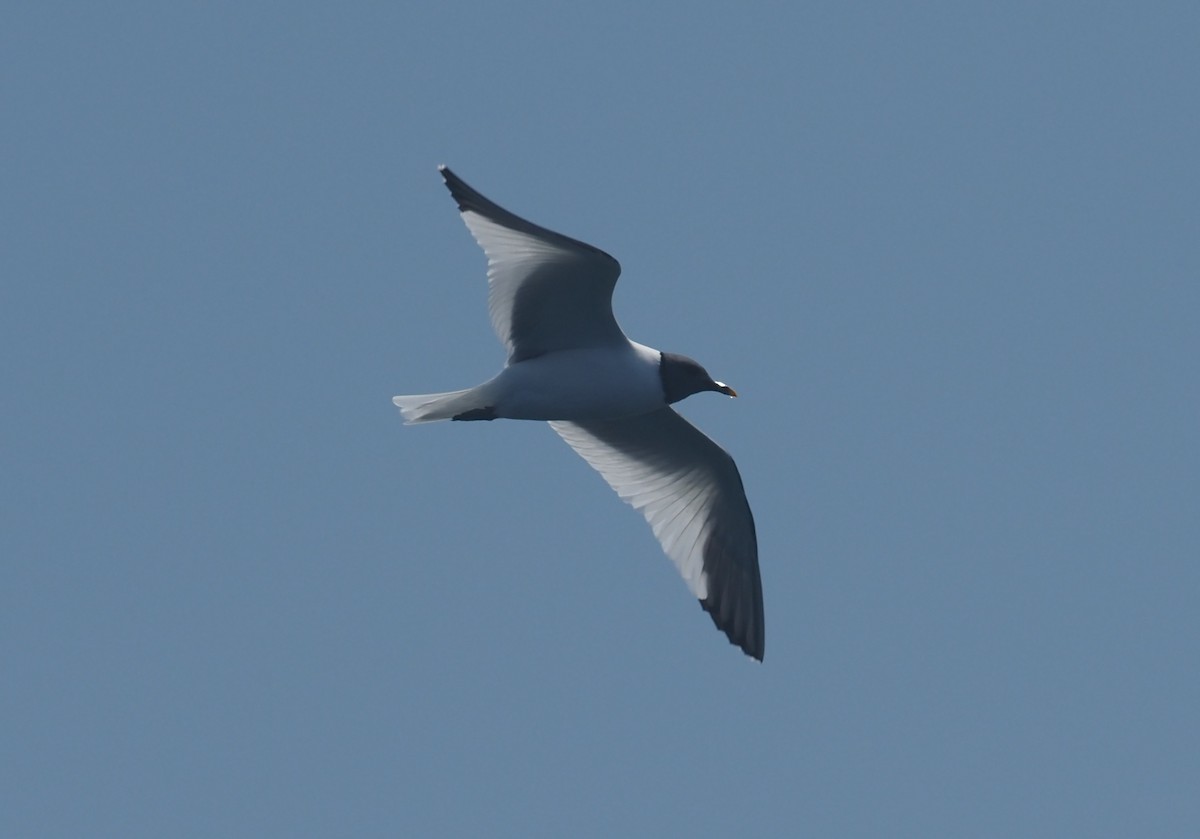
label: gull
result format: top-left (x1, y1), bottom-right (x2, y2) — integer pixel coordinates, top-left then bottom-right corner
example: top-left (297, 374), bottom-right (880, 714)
top-left (394, 166), bottom-right (764, 660)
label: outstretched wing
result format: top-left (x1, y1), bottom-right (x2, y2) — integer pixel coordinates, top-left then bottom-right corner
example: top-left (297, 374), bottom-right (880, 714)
top-left (440, 166), bottom-right (625, 363)
top-left (551, 409), bottom-right (764, 660)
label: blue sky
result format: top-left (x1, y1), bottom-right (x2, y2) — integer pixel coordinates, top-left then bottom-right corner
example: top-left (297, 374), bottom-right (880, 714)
top-left (4, 2), bottom-right (1198, 836)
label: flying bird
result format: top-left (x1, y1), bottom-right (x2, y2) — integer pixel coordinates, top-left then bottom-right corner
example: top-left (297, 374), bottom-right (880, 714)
top-left (394, 166), bottom-right (764, 660)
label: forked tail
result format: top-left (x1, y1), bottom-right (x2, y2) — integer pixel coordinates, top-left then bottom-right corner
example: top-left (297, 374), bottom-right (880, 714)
top-left (392, 387), bottom-right (487, 424)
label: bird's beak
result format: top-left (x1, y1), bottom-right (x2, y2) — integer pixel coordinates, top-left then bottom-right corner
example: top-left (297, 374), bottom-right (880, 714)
top-left (714, 382), bottom-right (738, 398)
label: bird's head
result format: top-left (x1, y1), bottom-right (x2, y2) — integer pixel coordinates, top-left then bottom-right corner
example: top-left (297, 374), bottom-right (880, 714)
top-left (659, 352), bottom-right (738, 404)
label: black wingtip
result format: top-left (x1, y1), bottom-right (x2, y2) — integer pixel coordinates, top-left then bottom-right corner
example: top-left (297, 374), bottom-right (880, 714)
top-left (700, 598), bottom-right (765, 662)
top-left (437, 164), bottom-right (492, 217)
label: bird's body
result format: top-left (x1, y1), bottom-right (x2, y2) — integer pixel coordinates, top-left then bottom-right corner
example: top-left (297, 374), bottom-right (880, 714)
top-left (396, 342), bottom-right (664, 423)
top-left (394, 166), bottom-right (765, 660)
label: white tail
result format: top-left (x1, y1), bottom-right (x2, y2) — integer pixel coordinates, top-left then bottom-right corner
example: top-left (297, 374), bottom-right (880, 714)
top-left (392, 387), bottom-right (486, 424)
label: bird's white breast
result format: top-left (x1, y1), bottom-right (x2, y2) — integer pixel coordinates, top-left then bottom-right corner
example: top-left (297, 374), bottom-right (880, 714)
top-left (489, 342), bottom-right (664, 421)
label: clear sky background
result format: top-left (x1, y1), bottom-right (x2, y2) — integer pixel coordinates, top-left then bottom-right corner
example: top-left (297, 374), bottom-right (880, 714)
top-left (4, 3), bottom-right (1197, 836)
